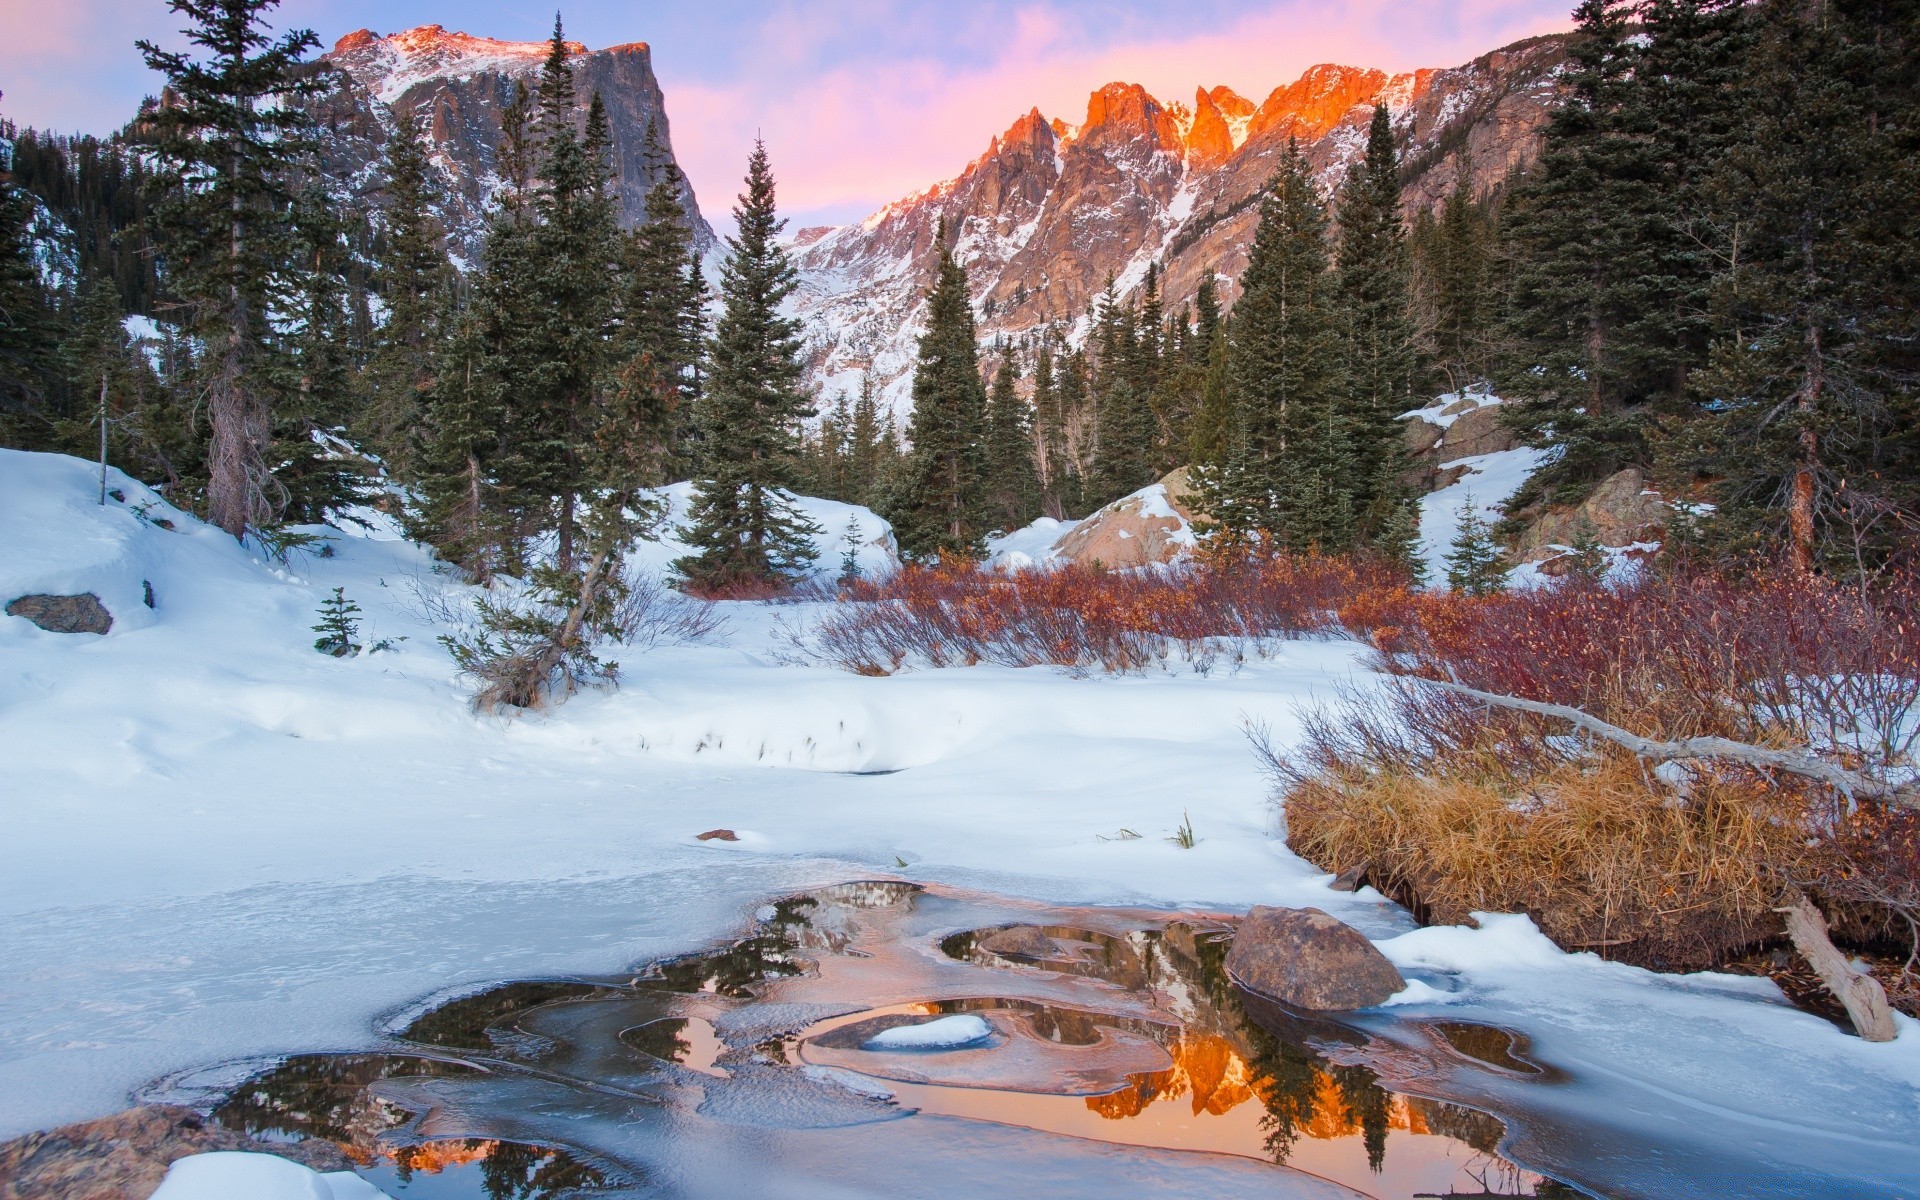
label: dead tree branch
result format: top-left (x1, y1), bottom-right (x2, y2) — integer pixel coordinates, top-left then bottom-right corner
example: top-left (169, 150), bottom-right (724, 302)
top-left (1419, 679), bottom-right (1920, 811)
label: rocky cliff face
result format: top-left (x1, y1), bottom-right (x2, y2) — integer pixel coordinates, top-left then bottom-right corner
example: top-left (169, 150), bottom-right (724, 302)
top-left (311, 26), bottom-right (714, 264)
top-left (794, 33), bottom-right (1569, 416)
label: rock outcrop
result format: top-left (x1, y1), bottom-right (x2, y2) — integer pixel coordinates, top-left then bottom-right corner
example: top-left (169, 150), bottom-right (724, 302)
top-left (0, 1105), bottom-right (351, 1200)
top-left (1051, 469), bottom-right (1199, 568)
top-left (793, 35), bottom-right (1571, 416)
top-left (6, 593), bottom-right (111, 634)
top-left (312, 26), bottom-right (714, 263)
top-left (1515, 468), bottom-right (1671, 573)
top-left (1224, 906), bottom-right (1407, 1011)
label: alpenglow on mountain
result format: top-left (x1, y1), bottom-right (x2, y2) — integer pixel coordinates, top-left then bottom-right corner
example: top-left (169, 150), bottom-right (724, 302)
top-left (312, 25), bottom-right (716, 264)
top-left (792, 34), bottom-right (1570, 415)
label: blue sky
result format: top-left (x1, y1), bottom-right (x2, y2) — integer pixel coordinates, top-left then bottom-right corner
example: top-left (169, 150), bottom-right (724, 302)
top-left (1, 0), bottom-right (1574, 228)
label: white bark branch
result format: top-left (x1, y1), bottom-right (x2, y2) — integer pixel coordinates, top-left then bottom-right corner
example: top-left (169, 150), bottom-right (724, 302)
top-left (1418, 679), bottom-right (1919, 811)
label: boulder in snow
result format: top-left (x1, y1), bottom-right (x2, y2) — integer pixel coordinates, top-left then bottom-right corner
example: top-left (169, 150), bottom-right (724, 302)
top-left (1515, 467), bottom-right (1670, 572)
top-left (1224, 906), bottom-right (1406, 1011)
top-left (1052, 468), bottom-right (1201, 568)
top-left (6, 592), bottom-right (112, 635)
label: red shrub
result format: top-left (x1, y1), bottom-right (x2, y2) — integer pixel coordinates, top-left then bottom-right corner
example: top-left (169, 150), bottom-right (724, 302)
top-left (809, 556), bottom-right (1413, 675)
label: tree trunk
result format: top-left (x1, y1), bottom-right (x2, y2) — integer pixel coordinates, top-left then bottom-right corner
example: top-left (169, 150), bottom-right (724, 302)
top-left (1778, 888), bottom-right (1896, 1042)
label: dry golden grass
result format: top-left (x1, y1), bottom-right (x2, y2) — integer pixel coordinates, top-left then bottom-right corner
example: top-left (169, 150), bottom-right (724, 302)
top-left (1285, 755), bottom-right (1827, 971)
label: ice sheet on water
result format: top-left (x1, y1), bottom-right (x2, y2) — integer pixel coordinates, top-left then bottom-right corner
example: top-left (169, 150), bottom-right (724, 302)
top-left (860, 1014), bottom-right (991, 1050)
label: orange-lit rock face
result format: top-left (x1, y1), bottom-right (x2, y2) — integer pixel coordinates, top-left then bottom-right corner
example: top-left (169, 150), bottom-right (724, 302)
top-left (1186, 88), bottom-right (1237, 166)
top-left (1248, 64), bottom-right (1390, 142)
top-left (1079, 82), bottom-right (1184, 154)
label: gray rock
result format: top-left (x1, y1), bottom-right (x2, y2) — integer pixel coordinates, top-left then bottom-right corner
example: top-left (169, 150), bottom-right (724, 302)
top-left (6, 593), bottom-right (112, 635)
top-left (1224, 906), bottom-right (1406, 1011)
top-left (978, 925), bottom-right (1061, 959)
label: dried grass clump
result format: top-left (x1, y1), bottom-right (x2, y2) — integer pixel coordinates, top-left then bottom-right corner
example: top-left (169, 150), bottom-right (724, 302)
top-left (1269, 564), bottom-right (1920, 990)
top-left (1284, 753), bottom-right (1825, 970)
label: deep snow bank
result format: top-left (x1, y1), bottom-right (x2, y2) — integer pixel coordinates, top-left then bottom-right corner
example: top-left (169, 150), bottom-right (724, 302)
top-left (2, 448), bottom-right (1918, 1200)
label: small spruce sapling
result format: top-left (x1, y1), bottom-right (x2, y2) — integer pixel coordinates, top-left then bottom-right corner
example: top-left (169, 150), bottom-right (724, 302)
top-left (312, 588), bottom-right (363, 657)
top-left (1444, 504), bottom-right (1508, 596)
top-left (1562, 518), bottom-right (1609, 583)
top-left (838, 515), bottom-right (863, 584)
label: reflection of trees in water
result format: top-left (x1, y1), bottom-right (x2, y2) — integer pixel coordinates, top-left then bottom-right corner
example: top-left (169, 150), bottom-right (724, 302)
top-left (642, 897), bottom-right (817, 996)
top-left (621, 1017), bottom-right (694, 1065)
top-left (213, 1054), bottom-right (477, 1146)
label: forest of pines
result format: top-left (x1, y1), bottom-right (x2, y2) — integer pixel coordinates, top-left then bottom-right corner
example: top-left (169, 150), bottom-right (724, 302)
top-left (2, 0), bottom-right (1918, 601)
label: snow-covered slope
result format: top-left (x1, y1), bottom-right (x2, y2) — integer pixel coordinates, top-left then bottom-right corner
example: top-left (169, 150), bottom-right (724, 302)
top-left (3, 448), bottom-right (1917, 1198)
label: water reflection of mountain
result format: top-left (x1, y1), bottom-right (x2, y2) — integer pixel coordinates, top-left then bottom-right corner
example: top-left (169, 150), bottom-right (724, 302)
top-left (945, 919), bottom-right (1517, 1177)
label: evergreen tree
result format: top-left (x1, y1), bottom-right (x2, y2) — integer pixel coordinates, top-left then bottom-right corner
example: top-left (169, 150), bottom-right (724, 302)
top-left (887, 221), bottom-right (991, 559)
top-left (278, 179), bottom-right (365, 523)
top-left (498, 32), bottom-right (625, 572)
top-left (846, 370), bottom-right (886, 503)
top-left (1495, 0), bottom-right (1741, 506)
top-left (0, 120), bottom-right (61, 435)
top-left (1090, 286), bottom-right (1156, 502)
top-left (1691, 0), bottom-right (1920, 570)
top-left (311, 587), bottom-right (363, 656)
top-left (1444, 505), bottom-right (1508, 595)
top-left (410, 307), bottom-right (506, 578)
top-left (983, 358), bottom-right (1041, 531)
top-left (1053, 347), bottom-right (1092, 516)
top-left (676, 139), bottom-right (820, 588)
top-left (1196, 141), bottom-right (1349, 551)
top-left (361, 108), bottom-right (451, 478)
top-left (615, 122), bottom-right (706, 483)
top-left (1419, 161), bottom-right (1498, 392)
top-left (137, 0), bottom-right (327, 537)
top-left (1032, 345), bottom-right (1072, 519)
top-left (1336, 105), bottom-right (1419, 545)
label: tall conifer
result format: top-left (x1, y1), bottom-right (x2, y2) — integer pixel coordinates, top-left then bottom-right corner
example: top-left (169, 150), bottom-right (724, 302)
top-left (887, 223), bottom-right (991, 559)
top-left (137, 0), bottom-right (326, 536)
top-left (676, 140), bottom-right (819, 588)
top-left (983, 358), bottom-right (1041, 531)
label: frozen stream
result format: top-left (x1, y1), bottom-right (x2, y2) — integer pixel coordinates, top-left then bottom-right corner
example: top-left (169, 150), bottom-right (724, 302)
top-left (4, 451), bottom-right (1919, 1197)
top-left (142, 881), bottom-right (1916, 1199)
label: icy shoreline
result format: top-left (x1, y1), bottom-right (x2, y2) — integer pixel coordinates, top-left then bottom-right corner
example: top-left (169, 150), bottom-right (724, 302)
top-left (2, 448), bottom-right (1917, 1196)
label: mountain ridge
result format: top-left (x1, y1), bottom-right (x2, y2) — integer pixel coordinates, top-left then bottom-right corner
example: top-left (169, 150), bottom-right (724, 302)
top-left (791, 34), bottom-right (1570, 416)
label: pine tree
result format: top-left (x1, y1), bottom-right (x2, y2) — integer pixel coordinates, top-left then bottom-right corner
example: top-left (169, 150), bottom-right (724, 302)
top-left (615, 122), bottom-right (706, 483)
top-left (497, 31), bottom-right (625, 573)
top-left (983, 358), bottom-right (1041, 532)
top-left (1196, 141), bottom-right (1349, 551)
top-left (278, 179), bottom-right (364, 524)
top-left (886, 223), bottom-right (991, 559)
top-left (0, 128), bottom-right (61, 435)
top-left (311, 587), bottom-right (363, 656)
top-left (1445, 505), bottom-right (1508, 595)
top-left (1336, 105), bottom-right (1419, 546)
top-left (137, 0), bottom-right (327, 537)
top-left (361, 108), bottom-right (451, 479)
top-left (847, 370), bottom-right (885, 504)
top-left (1421, 161), bottom-right (1497, 393)
top-left (1031, 346), bottom-right (1070, 519)
top-left (1692, 0), bottom-right (1920, 570)
top-left (1496, 0), bottom-right (1705, 505)
top-left (676, 139), bottom-right (820, 588)
top-left (410, 307), bottom-right (506, 578)
top-left (1090, 285), bottom-right (1156, 502)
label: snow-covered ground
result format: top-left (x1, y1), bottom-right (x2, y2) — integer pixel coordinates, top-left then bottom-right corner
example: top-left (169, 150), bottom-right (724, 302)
top-left (2, 447), bottom-right (1918, 1196)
